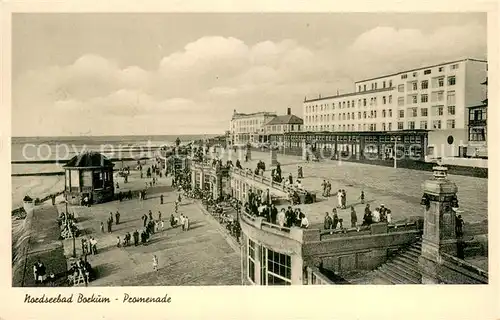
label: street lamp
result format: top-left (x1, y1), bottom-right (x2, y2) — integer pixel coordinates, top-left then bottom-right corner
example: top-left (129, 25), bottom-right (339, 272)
top-left (392, 136), bottom-right (401, 169)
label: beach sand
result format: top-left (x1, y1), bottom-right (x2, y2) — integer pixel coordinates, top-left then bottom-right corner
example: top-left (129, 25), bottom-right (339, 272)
top-left (11, 176), bottom-right (65, 209)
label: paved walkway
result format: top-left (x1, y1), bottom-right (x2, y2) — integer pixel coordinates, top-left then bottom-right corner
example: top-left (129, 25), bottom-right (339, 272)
top-left (221, 151), bottom-right (487, 227)
top-left (62, 172), bottom-right (241, 286)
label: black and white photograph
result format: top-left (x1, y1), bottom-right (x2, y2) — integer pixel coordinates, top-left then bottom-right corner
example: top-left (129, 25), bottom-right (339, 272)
top-left (2, 4), bottom-right (498, 318)
top-left (9, 11), bottom-right (491, 289)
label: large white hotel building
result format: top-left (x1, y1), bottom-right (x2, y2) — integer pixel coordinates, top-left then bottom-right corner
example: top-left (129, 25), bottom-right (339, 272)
top-left (303, 58), bottom-right (487, 133)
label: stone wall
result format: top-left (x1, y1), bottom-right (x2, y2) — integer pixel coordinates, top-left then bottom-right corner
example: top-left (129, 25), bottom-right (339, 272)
top-left (303, 228), bottom-right (422, 275)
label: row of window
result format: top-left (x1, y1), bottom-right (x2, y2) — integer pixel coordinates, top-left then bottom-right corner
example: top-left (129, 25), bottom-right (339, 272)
top-left (399, 76), bottom-right (456, 93)
top-left (357, 79), bottom-right (394, 92)
top-left (304, 95), bottom-right (395, 114)
top-left (305, 104), bottom-right (456, 123)
top-left (400, 64), bottom-right (459, 80)
top-left (304, 119), bottom-right (456, 132)
top-left (398, 91), bottom-right (456, 106)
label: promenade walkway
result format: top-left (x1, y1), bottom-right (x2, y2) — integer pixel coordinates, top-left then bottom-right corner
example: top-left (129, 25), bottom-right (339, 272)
top-left (61, 171), bottom-right (241, 286)
top-left (222, 150), bottom-right (487, 228)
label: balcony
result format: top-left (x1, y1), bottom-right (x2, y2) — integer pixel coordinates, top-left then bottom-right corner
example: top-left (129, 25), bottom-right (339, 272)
top-left (239, 210), bottom-right (304, 243)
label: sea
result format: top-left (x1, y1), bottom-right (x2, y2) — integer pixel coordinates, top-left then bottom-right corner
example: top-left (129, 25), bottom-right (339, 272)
top-left (11, 134), bottom-right (214, 208)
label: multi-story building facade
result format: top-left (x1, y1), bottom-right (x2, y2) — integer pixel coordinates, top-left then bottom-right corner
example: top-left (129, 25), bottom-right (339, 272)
top-left (229, 108), bottom-right (303, 146)
top-left (229, 110), bottom-right (277, 146)
top-left (263, 108), bottom-right (303, 138)
top-left (303, 58), bottom-right (487, 133)
top-left (467, 77), bottom-right (487, 157)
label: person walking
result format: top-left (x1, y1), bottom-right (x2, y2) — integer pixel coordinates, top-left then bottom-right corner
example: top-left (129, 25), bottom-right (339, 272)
top-left (142, 214), bottom-right (148, 227)
top-left (359, 190), bottom-right (365, 204)
top-left (152, 255), bottom-right (159, 272)
top-left (350, 207), bottom-right (357, 227)
top-left (158, 211), bottom-right (162, 222)
top-left (133, 230), bottom-right (139, 246)
top-left (90, 237), bottom-right (97, 255)
top-left (160, 194), bottom-right (164, 204)
top-left (115, 211), bottom-right (120, 225)
top-left (100, 221), bottom-right (105, 233)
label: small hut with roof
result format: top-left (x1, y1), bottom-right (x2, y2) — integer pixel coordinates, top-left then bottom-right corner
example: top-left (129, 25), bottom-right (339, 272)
top-left (63, 151), bottom-right (115, 205)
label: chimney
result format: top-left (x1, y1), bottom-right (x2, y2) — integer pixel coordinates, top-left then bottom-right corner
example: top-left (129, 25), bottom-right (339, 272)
top-left (287, 108), bottom-right (291, 115)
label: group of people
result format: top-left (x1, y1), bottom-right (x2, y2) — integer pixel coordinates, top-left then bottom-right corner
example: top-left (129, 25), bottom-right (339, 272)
top-left (68, 257), bottom-right (94, 286)
top-left (81, 236), bottom-right (98, 255)
top-left (362, 204), bottom-right (392, 225)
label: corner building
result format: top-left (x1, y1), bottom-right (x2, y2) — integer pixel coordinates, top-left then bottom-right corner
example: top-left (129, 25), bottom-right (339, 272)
top-left (303, 58), bottom-right (487, 133)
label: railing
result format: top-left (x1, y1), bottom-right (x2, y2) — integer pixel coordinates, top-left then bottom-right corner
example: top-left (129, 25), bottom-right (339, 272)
top-left (441, 252), bottom-right (489, 279)
top-left (239, 209), bottom-right (303, 242)
top-left (305, 221), bottom-right (422, 242)
top-left (230, 167), bottom-right (310, 196)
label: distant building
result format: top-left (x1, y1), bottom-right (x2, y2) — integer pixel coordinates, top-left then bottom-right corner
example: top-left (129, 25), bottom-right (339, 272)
top-left (466, 77), bottom-right (487, 157)
top-left (229, 110), bottom-right (276, 146)
top-left (263, 108), bottom-right (304, 137)
top-left (303, 58), bottom-right (487, 133)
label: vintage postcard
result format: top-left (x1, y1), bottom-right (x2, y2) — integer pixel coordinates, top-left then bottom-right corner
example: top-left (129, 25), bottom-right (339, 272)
top-left (1, 1), bottom-right (498, 319)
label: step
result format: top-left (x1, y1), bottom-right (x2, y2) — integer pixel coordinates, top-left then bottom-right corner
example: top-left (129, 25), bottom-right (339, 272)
top-left (405, 249), bottom-right (421, 259)
top-left (392, 259), bottom-right (422, 278)
top-left (374, 268), bottom-right (403, 284)
top-left (371, 271), bottom-right (394, 285)
top-left (380, 264), bottom-right (419, 284)
top-left (395, 255), bottom-right (419, 268)
top-left (383, 263), bottom-right (421, 284)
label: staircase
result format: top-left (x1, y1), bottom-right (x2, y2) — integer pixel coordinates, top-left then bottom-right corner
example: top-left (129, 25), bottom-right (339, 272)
top-left (371, 240), bottom-right (423, 284)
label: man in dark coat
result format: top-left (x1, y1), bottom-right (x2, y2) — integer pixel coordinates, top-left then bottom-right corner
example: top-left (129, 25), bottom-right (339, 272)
top-left (324, 212), bottom-right (332, 230)
top-left (115, 211), bottom-right (120, 225)
top-left (332, 209), bottom-right (339, 229)
top-left (133, 230), bottom-right (139, 246)
top-left (142, 214), bottom-right (148, 227)
top-left (270, 204), bottom-right (278, 224)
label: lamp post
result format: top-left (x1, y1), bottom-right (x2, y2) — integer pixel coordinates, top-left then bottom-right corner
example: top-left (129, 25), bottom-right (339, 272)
top-left (392, 136), bottom-right (401, 169)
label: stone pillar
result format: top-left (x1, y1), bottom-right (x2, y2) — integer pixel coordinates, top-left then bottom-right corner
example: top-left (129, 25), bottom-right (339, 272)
top-left (418, 166), bottom-right (459, 284)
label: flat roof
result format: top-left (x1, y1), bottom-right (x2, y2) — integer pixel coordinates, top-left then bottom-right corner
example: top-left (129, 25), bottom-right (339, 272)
top-left (304, 87), bottom-right (393, 103)
top-left (355, 58), bottom-right (487, 84)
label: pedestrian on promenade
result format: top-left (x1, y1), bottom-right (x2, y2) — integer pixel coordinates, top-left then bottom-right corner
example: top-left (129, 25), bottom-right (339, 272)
top-left (180, 214), bottom-right (185, 231)
top-left (350, 207), bottom-right (357, 227)
top-left (359, 191), bottom-right (365, 204)
top-left (109, 212), bottom-right (114, 225)
top-left (332, 208), bottom-right (339, 229)
top-left (288, 173), bottom-right (293, 185)
top-left (107, 217), bottom-right (112, 233)
top-left (184, 216), bottom-right (190, 231)
top-left (152, 255), bottom-right (158, 272)
top-left (324, 212), bottom-right (332, 229)
top-left (160, 220), bottom-right (164, 232)
top-left (116, 236), bottom-right (121, 248)
top-left (341, 189), bottom-right (347, 209)
top-left (115, 211), bottom-right (120, 225)
top-left (160, 194), bottom-right (164, 204)
top-left (326, 181), bottom-right (331, 197)
top-left (90, 237), bottom-right (97, 254)
top-left (337, 190), bottom-right (342, 208)
top-left (142, 213), bottom-right (148, 227)
top-left (148, 210), bottom-right (153, 221)
top-left (297, 166), bottom-right (303, 179)
top-left (321, 180), bottom-right (327, 197)
top-left (133, 230), bottom-right (139, 246)
top-left (158, 211), bottom-right (162, 221)
top-left (178, 193), bottom-right (182, 203)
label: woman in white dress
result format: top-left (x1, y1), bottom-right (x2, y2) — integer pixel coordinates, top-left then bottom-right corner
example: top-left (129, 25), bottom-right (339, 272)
top-left (277, 209), bottom-right (286, 227)
top-left (152, 255), bottom-right (158, 271)
top-left (183, 216), bottom-right (189, 231)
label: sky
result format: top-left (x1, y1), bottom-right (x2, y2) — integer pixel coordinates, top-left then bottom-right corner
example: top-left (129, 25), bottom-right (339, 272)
top-left (11, 13), bottom-right (487, 137)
